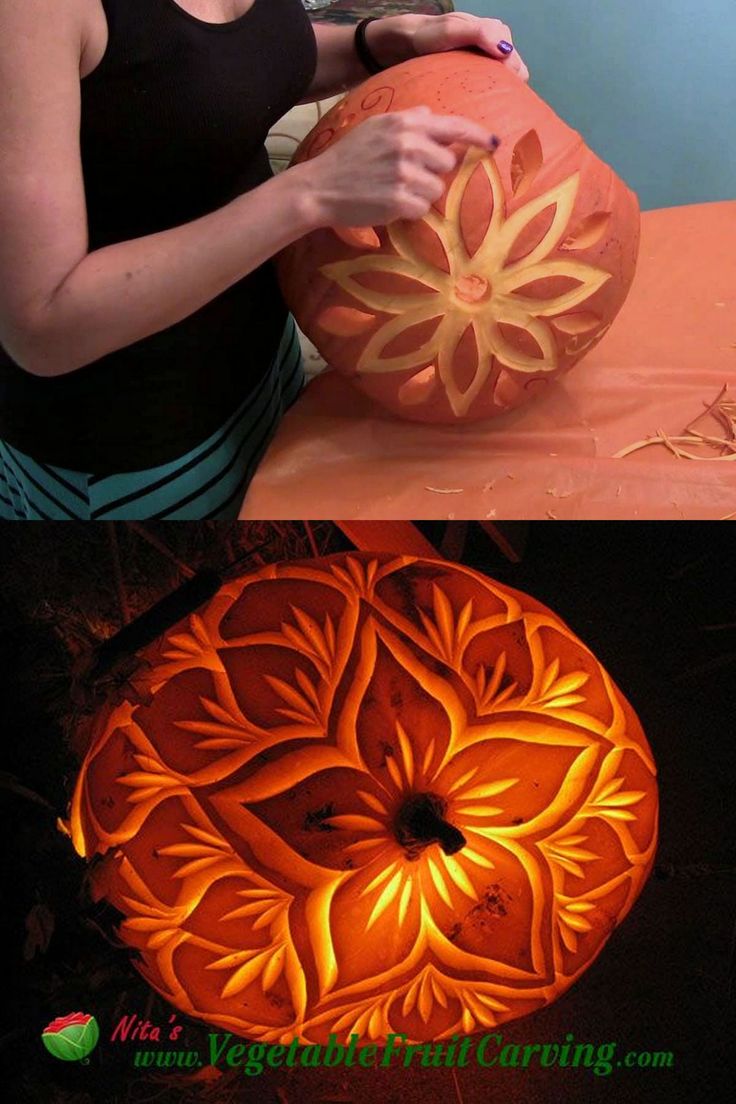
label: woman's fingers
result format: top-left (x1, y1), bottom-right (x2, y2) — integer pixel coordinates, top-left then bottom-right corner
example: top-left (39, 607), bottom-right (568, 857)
top-left (413, 108), bottom-right (499, 152)
top-left (482, 28), bottom-right (530, 82)
top-left (407, 167), bottom-right (448, 204)
top-left (413, 14), bottom-right (529, 80)
top-left (412, 141), bottom-right (458, 175)
top-left (503, 49), bottom-right (530, 82)
top-left (482, 20), bottom-right (516, 62)
top-left (440, 14), bottom-right (530, 81)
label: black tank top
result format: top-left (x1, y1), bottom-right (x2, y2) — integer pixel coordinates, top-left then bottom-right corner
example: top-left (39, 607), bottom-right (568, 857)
top-left (0, 0), bottom-right (317, 473)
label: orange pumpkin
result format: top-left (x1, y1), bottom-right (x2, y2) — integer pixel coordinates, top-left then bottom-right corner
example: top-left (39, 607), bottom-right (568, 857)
top-left (277, 52), bottom-right (641, 422)
top-left (70, 553), bottom-right (657, 1043)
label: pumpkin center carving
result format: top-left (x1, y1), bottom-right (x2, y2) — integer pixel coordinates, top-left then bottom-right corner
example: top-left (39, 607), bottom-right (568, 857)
top-left (394, 792), bottom-right (467, 859)
top-left (453, 274), bottom-right (492, 306)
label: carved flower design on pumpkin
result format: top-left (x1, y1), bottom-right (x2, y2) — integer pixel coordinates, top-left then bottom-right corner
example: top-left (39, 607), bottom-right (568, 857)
top-left (209, 578), bottom-right (653, 1038)
top-left (319, 141), bottom-right (612, 416)
top-left (70, 555), bottom-right (657, 1044)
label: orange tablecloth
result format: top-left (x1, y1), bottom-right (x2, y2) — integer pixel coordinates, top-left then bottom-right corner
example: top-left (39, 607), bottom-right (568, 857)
top-left (242, 201), bottom-right (736, 520)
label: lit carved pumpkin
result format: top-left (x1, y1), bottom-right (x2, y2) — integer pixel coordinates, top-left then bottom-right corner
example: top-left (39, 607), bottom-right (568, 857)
top-left (70, 553), bottom-right (657, 1043)
top-left (277, 52), bottom-right (640, 422)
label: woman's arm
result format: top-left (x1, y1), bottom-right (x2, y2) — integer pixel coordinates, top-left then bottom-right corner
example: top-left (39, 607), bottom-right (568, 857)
top-left (0, 1), bottom-right (499, 380)
top-left (0, 0), bottom-right (319, 379)
top-left (298, 13), bottom-right (528, 104)
top-left (297, 17), bottom-right (422, 103)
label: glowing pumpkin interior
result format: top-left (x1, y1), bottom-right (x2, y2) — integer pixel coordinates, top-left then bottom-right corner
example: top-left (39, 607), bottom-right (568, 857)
top-left (277, 52), bottom-right (641, 423)
top-left (71, 553), bottom-right (658, 1043)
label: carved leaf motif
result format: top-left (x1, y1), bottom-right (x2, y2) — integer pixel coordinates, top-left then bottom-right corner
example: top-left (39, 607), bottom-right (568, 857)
top-left (176, 693), bottom-right (258, 750)
top-left (557, 897), bottom-right (596, 953)
top-left (158, 822), bottom-right (235, 879)
top-left (584, 750), bottom-right (646, 824)
top-left (329, 554), bottom-right (380, 599)
top-left (474, 652), bottom-right (519, 712)
top-left (118, 860), bottom-right (191, 950)
top-left (418, 586), bottom-right (475, 666)
top-left (534, 663), bottom-right (590, 709)
top-left (543, 833), bottom-right (599, 879)
top-left (118, 754), bottom-right (187, 805)
top-left (206, 947), bottom-right (277, 1000)
top-left (462, 989), bottom-right (509, 1030)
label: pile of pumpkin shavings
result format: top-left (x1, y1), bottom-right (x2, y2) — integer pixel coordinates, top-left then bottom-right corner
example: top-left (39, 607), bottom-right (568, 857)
top-left (613, 385), bottom-right (736, 463)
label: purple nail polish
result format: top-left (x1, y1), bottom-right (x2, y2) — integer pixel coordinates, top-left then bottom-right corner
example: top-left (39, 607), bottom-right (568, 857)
top-left (488, 135), bottom-right (501, 150)
top-left (498, 40), bottom-right (514, 55)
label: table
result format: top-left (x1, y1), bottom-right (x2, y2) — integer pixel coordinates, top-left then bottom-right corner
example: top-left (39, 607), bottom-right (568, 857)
top-left (242, 201), bottom-right (736, 521)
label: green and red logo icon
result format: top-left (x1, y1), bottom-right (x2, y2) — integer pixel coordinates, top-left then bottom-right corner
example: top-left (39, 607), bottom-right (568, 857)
top-left (42, 1012), bottom-right (100, 1062)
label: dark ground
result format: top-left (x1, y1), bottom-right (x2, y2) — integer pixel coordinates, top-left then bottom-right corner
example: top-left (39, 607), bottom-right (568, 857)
top-left (0, 521), bottom-right (733, 1103)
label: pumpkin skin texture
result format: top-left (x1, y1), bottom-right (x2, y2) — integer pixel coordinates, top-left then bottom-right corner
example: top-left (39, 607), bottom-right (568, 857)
top-left (277, 52), bottom-right (641, 423)
top-left (70, 553), bottom-right (657, 1044)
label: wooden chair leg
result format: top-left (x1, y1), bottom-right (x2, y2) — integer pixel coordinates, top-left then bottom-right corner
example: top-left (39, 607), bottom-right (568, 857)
top-left (479, 521), bottom-right (529, 563)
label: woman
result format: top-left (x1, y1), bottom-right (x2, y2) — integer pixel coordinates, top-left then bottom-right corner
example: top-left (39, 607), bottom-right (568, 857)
top-left (0, 0), bottom-right (528, 520)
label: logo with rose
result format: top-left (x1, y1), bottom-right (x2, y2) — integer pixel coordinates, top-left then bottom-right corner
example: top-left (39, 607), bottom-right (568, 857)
top-left (42, 1012), bottom-right (100, 1062)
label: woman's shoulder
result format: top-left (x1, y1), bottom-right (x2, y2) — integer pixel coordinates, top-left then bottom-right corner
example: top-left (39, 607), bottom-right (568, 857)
top-left (0, 0), bottom-right (102, 77)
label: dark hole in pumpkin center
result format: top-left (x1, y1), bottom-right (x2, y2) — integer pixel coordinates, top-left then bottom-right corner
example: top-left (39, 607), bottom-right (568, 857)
top-left (394, 792), bottom-right (466, 858)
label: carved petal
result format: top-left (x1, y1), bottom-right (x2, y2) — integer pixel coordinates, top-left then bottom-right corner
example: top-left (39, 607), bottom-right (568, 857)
top-left (320, 255), bottom-right (446, 311)
top-left (431, 148), bottom-right (484, 268)
top-left (387, 220), bottom-right (452, 291)
top-left (234, 745), bottom-right (358, 804)
top-left (486, 310), bottom-right (558, 375)
top-left (478, 173), bottom-right (581, 273)
top-left (437, 315), bottom-right (492, 418)
top-left (357, 306), bottom-right (447, 376)
top-left (498, 260), bottom-right (611, 318)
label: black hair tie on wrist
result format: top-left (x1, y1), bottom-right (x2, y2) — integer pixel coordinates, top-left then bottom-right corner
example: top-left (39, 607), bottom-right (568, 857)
top-left (354, 17), bottom-right (386, 75)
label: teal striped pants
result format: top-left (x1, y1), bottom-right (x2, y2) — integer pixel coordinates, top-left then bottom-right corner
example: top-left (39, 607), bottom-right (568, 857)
top-left (0, 316), bottom-right (304, 521)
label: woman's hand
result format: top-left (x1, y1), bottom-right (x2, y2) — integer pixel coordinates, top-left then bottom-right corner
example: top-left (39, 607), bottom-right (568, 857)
top-left (413, 12), bottom-right (529, 81)
top-left (369, 12), bottom-right (530, 83)
top-left (296, 106), bottom-right (499, 228)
